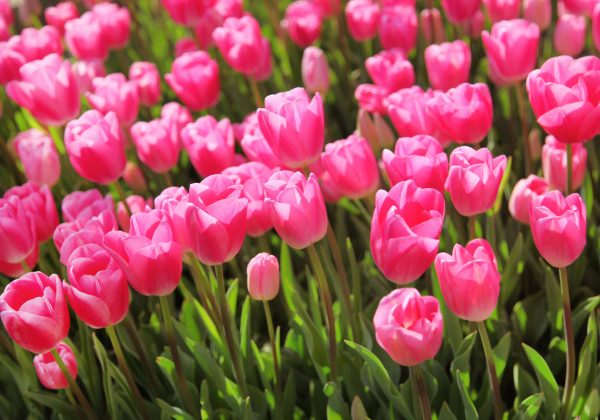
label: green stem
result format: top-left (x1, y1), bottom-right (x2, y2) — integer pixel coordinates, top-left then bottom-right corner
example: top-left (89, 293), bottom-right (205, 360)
top-left (106, 325), bottom-right (148, 418)
top-left (515, 83), bottom-right (531, 175)
top-left (113, 180), bottom-right (132, 217)
top-left (248, 78), bottom-right (264, 108)
top-left (51, 349), bottom-right (97, 420)
top-left (123, 316), bottom-right (160, 394)
top-left (411, 365), bottom-right (432, 420)
top-left (477, 322), bottom-right (503, 420)
top-left (566, 144), bottom-right (573, 195)
top-left (468, 216), bottom-right (477, 241)
top-left (263, 300), bottom-right (282, 413)
top-left (159, 295), bottom-right (196, 415)
top-left (559, 267), bottom-right (575, 418)
top-left (162, 171), bottom-right (173, 188)
top-left (306, 244), bottom-right (338, 380)
top-left (189, 255), bottom-right (220, 323)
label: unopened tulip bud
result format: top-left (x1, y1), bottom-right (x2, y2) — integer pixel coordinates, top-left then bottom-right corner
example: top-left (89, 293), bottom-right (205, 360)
top-left (247, 252), bottom-right (280, 301)
top-left (34, 342), bottom-right (78, 390)
top-left (302, 46), bottom-right (330, 95)
top-left (123, 162), bottom-right (148, 194)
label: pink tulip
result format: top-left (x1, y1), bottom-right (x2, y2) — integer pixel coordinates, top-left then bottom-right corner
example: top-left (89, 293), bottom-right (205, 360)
top-left (302, 46), bottom-right (330, 95)
top-left (382, 135), bottom-right (448, 192)
top-left (482, 19), bottom-right (540, 86)
top-left (72, 59), bottom-right (106, 93)
top-left (426, 83), bottom-right (493, 144)
top-left (170, 176), bottom-right (247, 264)
top-left (12, 129), bottom-right (61, 187)
top-left (64, 110), bottom-right (126, 184)
top-left (61, 189), bottom-right (115, 224)
top-left (594, 4), bottom-right (600, 52)
top-left (282, 0), bottom-right (323, 47)
top-left (165, 51), bottom-right (220, 111)
top-left (530, 191), bottom-right (586, 268)
top-left (378, 5), bottom-right (417, 53)
top-left (193, 9), bottom-right (222, 50)
top-left (248, 37), bottom-right (273, 82)
top-left (54, 217), bottom-right (113, 266)
top-left (175, 37), bottom-right (198, 57)
top-left (446, 146), bottom-right (507, 216)
top-left (123, 162), bottom-right (148, 194)
top-left (257, 87), bottom-right (324, 168)
top-left (526, 55), bottom-right (600, 143)
top-left (386, 87), bottom-right (444, 141)
top-left (65, 244), bottom-right (130, 328)
top-left (524, 0), bottom-right (551, 30)
top-left (4, 182), bottom-right (58, 242)
top-left (213, 15), bottom-right (265, 75)
top-left (311, 135), bottom-right (379, 200)
top-left (240, 130), bottom-right (284, 169)
top-left (131, 119), bottom-right (180, 173)
top-left (160, 0), bottom-right (216, 27)
top-left (0, 42), bottom-right (25, 85)
top-left (441, 0), bottom-right (482, 23)
top-left (435, 238), bottom-right (500, 322)
top-left (34, 342), bottom-right (78, 389)
top-left (542, 136), bottom-right (587, 192)
top-left (554, 13), bottom-right (586, 57)
top-left (86, 73), bottom-right (139, 126)
top-left (154, 186), bottom-right (190, 250)
top-left (64, 12), bottom-right (108, 60)
top-left (562, 0), bottom-right (594, 15)
top-left (373, 288), bottom-right (443, 366)
top-left (345, 0), bottom-right (380, 41)
top-left (312, 0), bottom-right (340, 17)
top-left (484, 0), bottom-right (521, 22)
top-left (6, 54), bottom-right (80, 126)
top-left (129, 62), bottom-right (161, 107)
top-left (509, 175), bottom-right (550, 224)
top-left (0, 272), bottom-right (69, 354)
top-left (366, 49), bottom-right (415, 92)
top-left (92, 3), bottom-right (130, 49)
top-left (0, 245), bottom-right (38, 278)
top-left (222, 162), bottom-right (274, 237)
top-left (264, 171), bottom-right (327, 249)
top-left (247, 253), bottom-right (279, 300)
top-left (7, 26), bottom-right (62, 62)
top-left (354, 84), bottom-right (389, 115)
top-left (425, 41), bottom-right (471, 91)
top-left (181, 116), bottom-right (235, 177)
top-left (0, 0), bottom-right (12, 25)
top-left (0, 16), bottom-right (7, 41)
top-left (0, 196), bottom-right (36, 264)
top-left (371, 180), bottom-right (445, 284)
top-left (420, 8), bottom-right (444, 45)
top-left (161, 102), bottom-right (193, 137)
top-left (45, 2), bottom-right (79, 35)
top-left (117, 195), bottom-right (152, 231)
top-left (214, 0), bottom-right (244, 18)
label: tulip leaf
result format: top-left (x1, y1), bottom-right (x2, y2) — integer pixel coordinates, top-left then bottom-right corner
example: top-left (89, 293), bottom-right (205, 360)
top-left (500, 232), bottom-right (524, 304)
top-left (324, 381), bottom-right (350, 420)
top-left (450, 332), bottom-right (477, 374)
top-left (26, 391), bottom-right (82, 418)
top-left (438, 402), bottom-right (458, 420)
top-left (514, 393), bottom-right (544, 420)
top-left (155, 398), bottom-right (196, 420)
top-left (492, 156), bottom-right (511, 214)
top-left (350, 395), bottom-right (369, 420)
top-left (192, 300), bottom-right (227, 356)
top-left (226, 278), bottom-right (239, 318)
top-left (571, 312), bottom-right (598, 416)
top-left (455, 370), bottom-right (479, 420)
top-left (279, 242), bottom-right (299, 316)
top-left (239, 296), bottom-right (251, 359)
top-left (514, 364), bottom-right (540, 404)
top-left (542, 264), bottom-right (563, 334)
top-left (522, 343), bottom-right (560, 416)
top-left (493, 333), bottom-right (511, 380)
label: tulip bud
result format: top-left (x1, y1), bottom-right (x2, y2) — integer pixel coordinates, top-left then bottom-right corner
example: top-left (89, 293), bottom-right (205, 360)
top-left (86, 73), bottom-right (139, 127)
top-left (12, 129), bottom-right (61, 187)
top-left (524, 0), bottom-right (552, 31)
top-left (509, 175), bottom-right (550, 224)
top-left (129, 61), bottom-right (161, 107)
top-left (131, 119), bottom-right (181, 174)
top-left (166, 51), bottom-right (220, 111)
top-left (373, 114), bottom-right (395, 150)
top-left (345, 0), bottom-right (380, 42)
top-left (282, 1), bottom-right (323, 47)
top-left (542, 136), bottom-right (587, 192)
top-left (302, 46), bottom-right (330, 95)
top-left (420, 8), bottom-right (444, 44)
top-left (123, 162), bottom-right (148, 194)
top-left (554, 13), bottom-right (586, 57)
top-left (425, 41), bottom-right (471, 91)
top-left (34, 342), bottom-right (78, 389)
top-left (247, 253), bottom-right (280, 301)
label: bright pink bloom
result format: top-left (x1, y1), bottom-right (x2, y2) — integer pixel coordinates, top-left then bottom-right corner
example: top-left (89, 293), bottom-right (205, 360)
top-left (554, 13), bottom-right (586, 57)
top-left (129, 62), bottom-right (161, 107)
top-left (248, 37), bottom-right (273, 82)
top-left (181, 116), bottom-right (235, 177)
top-left (64, 110), bottom-right (126, 184)
top-left (425, 41), bottom-right (471, 91)
top-left (483, 0), bottom-right (521, 23)
top-left (426, 83), bottom-right (493, 144)
top-left (72, 59), bottom-right (106, 93)
top-left (435, 238), bottom-right (500, 322)
top-left (594, 4), bottom-right (600, 52)
top-left (355, 84), bottom-right (389, 115)
top-left (131, 119), bottom-right (181, 173)
top-left (65, 244), bottom-right (130, 328)
top-left (0, 196), bottom-right (36, 264)
top-left (240, 130), bottom-right (284, 169)
top-left (213, 15), bottom-right (265, 75)
top-left (0, 0), bottom-right (12, 25)
top-left (4, 182), bottom-right (58, 242)
top-left (420, 8), bottom-right (444, 44)
top-left (441, 0), bottom-right (482, 23)
top-left (160, 0), bottom-right (216, 26)
top-left (193, 9), bottom-right (221, 50)
top-left (123, 162), bottom-right (148, 194)
top-left (508, 175), bottom-right (550, 224)
top-left (65, 12), bottom-right (108, 60)
top-left (165, 51), bottom-right (220, 111)
top-left (6, 54), bottom-right (80, 126)
top-left (264, 171), bottom-right (327, 249)
top-left (378, 5), bottom-right (417, 53)
top-left (86, 73), bottom-right (139, 126)
top-left (54, 214), bottom-right (115, 265)
top-left (92, 3), bottom-right (130, 49)
top-left (12, 129), bottom-right (61, 187)
top-left (0, 246), bottom-right (38, 279)
top-left (386, 87), bottom-right (445, 141)
top-left (61, 189), bottom-right (115, 224)
top-left (562, 0), bottom-right (594, 15)
top-left (373, 288), bottom-right (443, 366)
top-left (247, 253), bottom-right (280, 301)
top-left (526, 55), bottom-right (600, 143)
top-left (345, 0), bottom-right (380, 41)
top-left (45, 2), bottom-right (79, 35)
top-left (0, 42), bottom-right (25, 85)
top-left (175, 37), bottom-right (198, 57)
top-left (7, 26), bottom-right (62, 62)
top-left (530, 191), bottom-right (586, 268)
top-left (302, 46), bottom-right (330, 94)
top-left (282, 0), bottom-right (323, 47)
top-left (34, 342), bottom-right (78, 390)
top-left (257, 87), bottom-right (324, 168)
top-left (117, 195), bottom-right (152, 232)
top-left (312, 0), bottom-right (340, 17)
top-left (445, 146), bottom-right (507, 216)
top-left (366, 49), bottom-right (415, 92)
top-left (524, 0), bottom-right (551, 30)
top-left (370, 180), bottom-right (445, 284)
top-left (0, 272), bottom-right (69, 354)
top-left (161, 102), bottom-right (193, 147)
top-left (542, 136), bottom-right (587, 192)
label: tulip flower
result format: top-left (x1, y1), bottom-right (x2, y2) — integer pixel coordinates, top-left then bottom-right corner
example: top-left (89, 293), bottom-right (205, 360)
top-left (181, 116), bottom-right (235, 177)
top-left (483, 0), bottom-right (520, 23)
top-left (72, 59), bottom-right (106, 93)
top-left (542, 136), bottom-right (587, 193)
top-left (131, 119), bottom-right (181, 174)
top-left (175, 37), bottom-right (198, 58)
top-left (92, 3), bottom-right (130, 49)
top-left (161, 102), bottom-right (193, 142)
top-left (160, 0), bottom-right (214, 27)
top-left (509, 175), bottom-right (550, 224)
top-left (129, 62), bottom-right (161, 107)
top-left (0, 43), bottom-right (26, 85)
top-left (441, 0), bottom-right (482, 24)
top-left (530, 191), bottom-right (586, 268)
top-left (0, 0), bottom-right (11, 25)
top-left (562, 0), bottom-right (594, 15)
top-left (365, 49), bottom-right (415, 92)
top-left (165, 51), bottom-right (220, 111)
top-left (446, 146), bottom-right (507, 216)
top-left (382, 135), bottom-right (448, 192)
top-left (213, 15), bottom-right (265, 76)
top-left (594, 4), bottom-right (600, 52)
top-left (64, 110), bottom-right (126, 184)
top-left (240, 130), bottom-right (284, 169)
top-left (435, 239), bottom-right (501, 321)
top-left (264, 171), bottom-right (327, 249)
top-left (0, 272), bottom-right (69, 354)
top-left (312, 0), bottom-right (340, 17)
top-left (0, 196), bottom-right (37, 265)
top-left (61, 189), bottom-right (115, 224)
top-left (44, 2), bottom-right (79, 35)
top-left (55, 212), bottom-right (117, 265)
top-left (86, 73), bottom-right (140, 126)
top-left (282, 1), bottom-right (322, 47)
top-left (123, 162), bottom-right (148, 195)
top-left (11, 129), bottom-right (61, 187)
top-left (354, 84), bottom-right (388, 115)
top-left (524, 0), bottom-right (551, 31)
top-left (0, 246), bottom-right (38, 279)
top-left (247, 252), bottom-right (280, 301)
top-left (34, 342), bottom-right (78, 390)
top-left (117, 195), bottom-right (152, 232)
top-left (425, 41), bottom-right (471, 91)
top-left (65, 12), bottom-right (108, 60)
top-left (345, 0), bottom-right (380, 41)
top-left (4, 182), bottom-right (59, 242)
top-left (302, 46), bottom-right (330, 95)
top-left (257, 87), bottom-right (324, 168)
top-left (554, 13), bottom-right (586, 57)
top-left (386, 87), bottom-right (445, 141)
top-left (248, 37), bottom-right (273, 82)
top-left (378, 5), bottom-right (417, 53)
top-left (420, 8), bottom-right (444, 45)
top-left (6, 54), bottom-right (80, 126)
top-left (373, 288), bottom-right (443, 366)
top-left (7, 26), bottom-right (62, 62)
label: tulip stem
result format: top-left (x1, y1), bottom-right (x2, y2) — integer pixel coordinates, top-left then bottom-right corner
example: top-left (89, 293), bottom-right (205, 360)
top-left (411, 364), bottom-right (432, 420)
top-left (263, 300), bottom-right (282, 413)
top-left (248, 78), bottom-right (264, 108)
top-left (188, 255), bottom-right (220, 323)
top-left (306, 244), bottom-right (338, 380)
top-left (106, 325), bottom-right (148, 418)
top-left (215, 264), bottom-right (248, 397)
top-left (514, 83), bottom-right (531, 175)
top-left (559, 267), bottom-right (575, 418)
top-left (566, 144), bottom-right (573, 195)
top-left (476, 322), bottom-right (503, 420)
top-left (51, 349), bottom-right (97, 420)
top-left (158, 295), bottom-right (196, 415)
top-left (468, 216), bottom-right (477, 240)
top-left (123, 316), bottom-right (161, 394)
top-left (113, 180), bottom-right (132, 217)
top-left (162, 172), bottom-right (173, 188)
top-left (353, 199), bottom-right (373, 224)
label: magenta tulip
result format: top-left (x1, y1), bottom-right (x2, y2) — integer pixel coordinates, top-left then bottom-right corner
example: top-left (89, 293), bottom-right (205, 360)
top-left (213, 15), bottom-right (265, 75)
top-left (345, 0), bottom-right (380, 41)
top-left (181, 116), bottom-right (235, 177)
top-left (302, 46), bottom-right (330, 95)
top-left (378, 5), bottom-right (417, 53)
top-left (425, 41), bottom-right (471, 91)
top-left (247, 252), bottom-right (280, 301)
top-left (45, 2), bottom-right (79, 35)
top-left (72, 59), bottom-right (106, 93)
top-left (366, 49), bottom-right (415, 92)
top-left (4, 182), bottom-right (58, 242)
top-left (131, 119), bottom-right (181, 174)
top-left (282, 1), bottom-right (322, 47)
top-left (92, 3), bottom-right (130, 49)
top-left (524, 0), bottom-right (551, 31)
top-left (554, 13), bottom-right (586, 57)
top-left (34, 342), bottom-right (78, 389)
top-left (542, 136), bottom-right (587, 192)
top-left (7, 26), bottom-right (62, 62)
top-left (0, 196), bottom-right (36, 265)
top-left (509, 175), bottom-right (550, 224)
top-left (65, 12), bottom-right (108, 60)
top-left (86, 73), bottom-right (139, 126)
top-left (0, 42), bottom-right (26, 85)
top-left (12, 129), bottom-right (61, 187)
top-left (165, 51), bottom-right (220, 111)
top-left (441, 0), bottom-right (482, 23)
top-left (129, 62), bottom-right (161, 107)
top-left (483, 0), bottom-right (521, 23)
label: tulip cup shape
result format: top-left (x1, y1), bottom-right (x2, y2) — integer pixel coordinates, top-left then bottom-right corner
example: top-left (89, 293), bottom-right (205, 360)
top-left (181, 116), bottom-right (235, 177)
top-left (373, 288), bottom-right (443, 366)
top-left (86, 73), bottom-right (140, 126)
top-left (441, 0), bottom-right (482, 23)
top-left (0, 246), bottom-right (39, 279)
top-left (131, 119), bottom-right (181, 174)
top-left (34, 342), bottom-right (78, 389)
top-left (378, 5), bottom-right (418, 53)
top-left (529, 191), bottom-right (586, 268)
top-left (72, 59), bottom-right (106, 94)
top-left (4, 182), bottom-right (59, 242)
top-left (123, 162), bottom-right (148, 194)
top-left (257, 87), bottom-right (324, 168)
top-left (45, 2), bottom-right (79, 36)
top-left (0, 43), bottom-right (26, 86)
top-left (345, 0), bottom-right (380, 41)
top-left (247, 252), bottom-right (280, 301)
top-left (12, 129), bottom-right (61, 187)
top-left (213, 15), bottom-right (265, 76)
top-left (160, 0), bottom-right (215, 27)
top-left (524, 0), bottom-right (551, 31)
top-left (370, 180), bottom-right (445, 284)
top-left (425, 41), bottom-right (471, 91)
top-left (8, 26), bottom-right (62, 62)
top-left (0, 272), bottom-right (70, 354)
top-left (92, 3), bottom-right (131, 49)
top-left (302, 46), bottom-right (330, 95)
top-left (386, 87), bottom-right (440, 139)
top-left (365, 49), bottom-right (415, 92)
top-left (446, 146), bottom-right (507, 216)
top-left (0, 196), bottom-right (37, 265)
top-left (129, 61), bottom-right (161, 107)
top-left (435, 238), bottom-right (501, 322)
top-left (61, 189), bottom-right (115, 224)
top-left (282, 1), bottom-right (323, 47)
top-left (65, 12), bottom-right (108, 60)
top-left (166, 51), bottom-right (220, 111)
top-left (554, 14), bottom-right (586, 57)
top-left (508, 175), bottom-right (550, 224)
top-left (354, 83), bottom-right (388, 115)
top-left (264, 171), bottom-right (328, 249)
top-left (484, 0), bottom-right (520, 22)
top-left (542, 136), bottom-right (587, 192)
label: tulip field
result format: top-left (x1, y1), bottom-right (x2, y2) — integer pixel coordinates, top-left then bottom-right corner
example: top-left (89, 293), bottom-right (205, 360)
top-left (1, 0), bottom-right (600, 419)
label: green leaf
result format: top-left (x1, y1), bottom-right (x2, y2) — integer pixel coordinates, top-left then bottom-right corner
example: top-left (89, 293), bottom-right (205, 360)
top-left (155, 398), bottom-right (196, 420)
top-left (514, 393), bottom-right (544, 420)
top-left (450, 332), bottom-right (477, 374)
top-left (522, 343), bottom-right (560, 416)
top-left (324, 381), bottom-right (350, 420)
top-left (279, 242), bottom-right (299, 316)
top-left (514, 364), bottom-right (539, 404)
top-left (26, 391), bottom-right (82, 417)
top-left (493, 333), bottom-right (511, 380)
top-left (455, 370), bottom-right (479, 420)
top-left (542, 264), bottom-right (563, 334)
top-left (492, 155), bottom-right (511, 214)
top-left (226, 278), bottom-right (239, 318)
top-left (500, 232), bottom-right (524, 303)
top-left (571, 312), bottom-right (598, 416)
top-left (192, 300), bottom-right (226, 355)
top-left (350, 395), bottom-right (369, 420)
top-left (438, 402), bottom-right (458, 420)
top-left (239, 296), bottom-right (251, 359)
